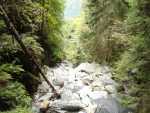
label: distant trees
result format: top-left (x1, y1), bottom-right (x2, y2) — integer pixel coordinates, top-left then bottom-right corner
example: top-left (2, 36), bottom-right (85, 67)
top-left (82, 0), bottom-right (128, 63)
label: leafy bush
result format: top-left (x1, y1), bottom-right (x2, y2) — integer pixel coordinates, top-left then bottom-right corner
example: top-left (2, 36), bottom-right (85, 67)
top-left (0, 64), bottom-right (31, 112)
top-left (0, 82), bottom-right (31, 108)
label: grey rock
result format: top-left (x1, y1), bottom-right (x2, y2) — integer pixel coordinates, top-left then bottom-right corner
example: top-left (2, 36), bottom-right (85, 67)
top-left (32, 61), bottom-right (125, 113)
top-left (99, 76), bottom-right (116, 86)
top-left (88, 91), bottom-right (108, 101)
top-left (121, 108), bottom-right (134, 113)
top-left (105, 85), bottom-right (116, 94)
top-left (38, 93), bottom-right (53, 101)
top-left (94, 98), bottom-right (122, 113)
top-left (100, 66), bottom-right (111, 74)
top-left (32, 104), bottom-right (40, 113)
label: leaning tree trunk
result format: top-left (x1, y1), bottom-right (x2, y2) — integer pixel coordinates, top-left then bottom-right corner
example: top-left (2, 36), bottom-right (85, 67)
top-left (0, 4), bottom-right (59, 98)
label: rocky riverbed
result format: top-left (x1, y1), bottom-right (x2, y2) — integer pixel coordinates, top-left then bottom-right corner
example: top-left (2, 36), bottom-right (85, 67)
top-left (32, 61), bottom-right (131, 113)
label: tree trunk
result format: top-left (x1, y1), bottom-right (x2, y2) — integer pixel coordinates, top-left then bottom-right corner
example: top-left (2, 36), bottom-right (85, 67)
top-left (0, 4), bottom-right (59, 98)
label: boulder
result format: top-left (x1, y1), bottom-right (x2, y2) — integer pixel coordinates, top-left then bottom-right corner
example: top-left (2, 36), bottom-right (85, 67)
top-left (88, 91), bottom-right (108, 101)
top-left (32, 61), bottom-right (124, 113)
top-left (94, 98), bottom-right (122, 113)
top-left (105, 85), bottom-right (116, 94)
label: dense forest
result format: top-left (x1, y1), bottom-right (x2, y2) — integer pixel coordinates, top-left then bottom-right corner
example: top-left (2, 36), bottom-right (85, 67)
top-left (0, 0), bottom-right (64, 112)
top-left (0, 0), bottom-right (150, 113)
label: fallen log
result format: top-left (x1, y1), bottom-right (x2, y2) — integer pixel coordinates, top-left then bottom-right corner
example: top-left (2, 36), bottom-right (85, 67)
top-left (0, 4), bottom-right (59, 98)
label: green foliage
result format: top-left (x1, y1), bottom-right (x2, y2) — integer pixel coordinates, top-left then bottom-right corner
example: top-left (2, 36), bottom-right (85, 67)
top-left (119, 94), bottom-right (138, 107)
top-left (82, 0), bottom-right (128, 63)
top-left (63, 16), bottom-right (90, 64)
top-left (22, 35), bottom-right (44, 61)
top-left (63, 19), bottom-right (80, 63)
top-left (2, 0), bottom-right (64, 64)
top-left (0, 0), bottom-right (64, 112)
top-left (0, 106), bottom-right (32, 113)
top-left (82, 0), bottom-right (150, 112)
top-left (0, 64), bottom-right (31, 112)
top-left (114, 49), bottom-right (142, 80)
top-left (0, 64), bottom-right (24, 81)
top-left (0, 82), bottom-right (31, 107)
top-left (0, 34), bottom-right (18, 54)
top-left (115, 36), bottom-right (150, 112)
top-left (0, 20), bottom-right (6, 33)
top-left (114, 0), bottom-right (150, 112)
top-left (0, 64), bottom-right (24, 74)
top-left (37, 0), bottom-right (65, 64)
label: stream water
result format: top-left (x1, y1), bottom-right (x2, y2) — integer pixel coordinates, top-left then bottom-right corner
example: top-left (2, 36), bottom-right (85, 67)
top-left (32, 61), bottom-right (132, 113)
